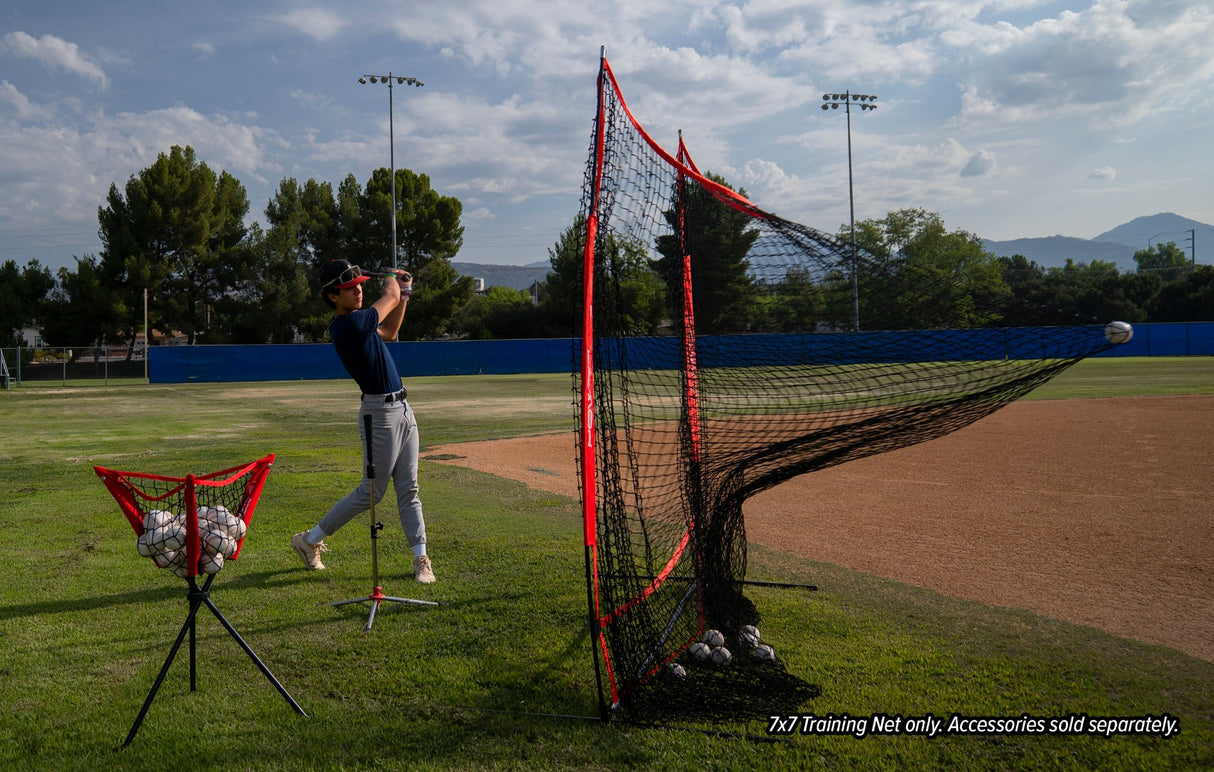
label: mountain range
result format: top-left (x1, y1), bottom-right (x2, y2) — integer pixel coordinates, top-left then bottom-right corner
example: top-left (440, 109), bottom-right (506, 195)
top-left (451, 261), bottom-right (551, 292)
top-left (981, 212), bottom-right (1209, 273)
top-left (454, 212), bottom-right (1210, 290)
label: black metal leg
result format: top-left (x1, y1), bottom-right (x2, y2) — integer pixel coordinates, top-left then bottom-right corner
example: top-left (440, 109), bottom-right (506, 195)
top-left (202, 597), bottom-right (307, 716)
top-left (122, 576), bottom-right (305, 749)
top-left (188, 575), bottom-right (213, 693)
top-left (123, 594), bottom-right (205, 748)
top-left (189, 609), bottom-right (197, 693)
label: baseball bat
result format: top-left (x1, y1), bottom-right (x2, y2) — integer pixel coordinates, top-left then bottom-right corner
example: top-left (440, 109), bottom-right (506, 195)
top-left (362, 268), bottom-right (412, 282)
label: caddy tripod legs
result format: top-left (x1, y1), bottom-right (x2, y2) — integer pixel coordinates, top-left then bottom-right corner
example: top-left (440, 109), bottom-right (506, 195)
top-left (123, 577), bottom-right (306, 748)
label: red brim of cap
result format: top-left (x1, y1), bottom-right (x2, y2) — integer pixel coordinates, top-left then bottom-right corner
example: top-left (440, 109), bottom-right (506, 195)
top-left (335, 275), bottom-right (371, 290)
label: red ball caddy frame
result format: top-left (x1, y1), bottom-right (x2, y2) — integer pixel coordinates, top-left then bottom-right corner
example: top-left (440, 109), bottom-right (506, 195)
top-left (94, 454), bottom-right (306, 747)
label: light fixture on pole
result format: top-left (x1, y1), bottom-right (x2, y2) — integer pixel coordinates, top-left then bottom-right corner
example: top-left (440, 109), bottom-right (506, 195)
top-left (358, 73), bottom-right (423, 269)
top-left (822, 91), bottom-right (877, 331)
top-left (1147, 229), bottom-right (1197, 272)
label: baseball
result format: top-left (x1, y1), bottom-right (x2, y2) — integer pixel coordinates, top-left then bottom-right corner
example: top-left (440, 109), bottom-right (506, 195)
top-left (202, 529), bottom-right (237, 559)
top-left (136, 530), bottom-right (158, 558)
top-left (1104, 320), bottom-right (1133, 344)
top-left (200, 505), bottom-right (246, 540)
top-left (739, 625), bottom-right (761, 649)
top-left (198, 549), bottom-right (225, 575)
top-left (151, 549), bottom-right (179, 569)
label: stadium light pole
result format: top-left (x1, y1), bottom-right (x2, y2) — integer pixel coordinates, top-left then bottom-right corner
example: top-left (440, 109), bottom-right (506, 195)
top-left (822, 91), bottom-right (877, 331)
top-left (359, 73), bottom-right (423, 269)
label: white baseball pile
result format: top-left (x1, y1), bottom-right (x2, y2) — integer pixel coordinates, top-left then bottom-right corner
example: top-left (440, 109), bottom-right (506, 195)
top-left (137, 509), bottom-right (189, 577)
top-left (134, 504), bottom-right (245, 577)
top-left (702, 628), bottom-right (725, 648)
top-left (737, 625), bottom-right (776, 662)
top-left (708, 645), bottom-right (732, 665)
top-left (701, 629), bottom-right (731, 665)
top-left (197, 505), bottom-right (246, 575)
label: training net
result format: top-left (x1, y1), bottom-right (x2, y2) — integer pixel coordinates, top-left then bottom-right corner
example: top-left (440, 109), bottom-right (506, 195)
top-left (96, 455), bottom-right (275, 580)
top-left (576, 55), bottom-right (1125, 724)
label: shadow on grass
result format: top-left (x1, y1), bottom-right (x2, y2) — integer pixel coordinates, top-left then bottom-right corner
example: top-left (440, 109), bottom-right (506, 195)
top-left (0, 567), bottom-right (315, 622)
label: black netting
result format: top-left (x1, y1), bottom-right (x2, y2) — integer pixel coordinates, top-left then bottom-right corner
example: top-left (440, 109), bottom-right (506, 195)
top-left (576, 58), bottom-right (1120, 724)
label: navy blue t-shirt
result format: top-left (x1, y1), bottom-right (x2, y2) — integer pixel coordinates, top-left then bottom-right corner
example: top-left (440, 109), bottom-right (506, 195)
top-left (329, 308), bottom-right (402, 395)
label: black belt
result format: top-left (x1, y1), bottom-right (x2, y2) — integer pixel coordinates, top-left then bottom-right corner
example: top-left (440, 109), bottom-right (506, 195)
top-left (363, 388), bottom-right (407, 404)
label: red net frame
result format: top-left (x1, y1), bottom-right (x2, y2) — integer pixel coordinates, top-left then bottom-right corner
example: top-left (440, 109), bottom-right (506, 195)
top-left (95, 455), bottom-right (275, 579)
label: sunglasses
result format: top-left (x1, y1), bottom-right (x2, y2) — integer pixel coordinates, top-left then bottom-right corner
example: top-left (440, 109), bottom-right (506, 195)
top-left (322, 264), bottom-right (365, 289)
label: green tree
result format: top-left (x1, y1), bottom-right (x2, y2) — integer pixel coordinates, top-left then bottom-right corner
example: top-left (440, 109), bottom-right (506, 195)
top-left (452, 285), bottom-right (540, 339)
top-left (654, 172), bottom-right (758, 334)
top-left (544, 214), bottom-right (666, 337)
top-left (356, 168), bottom-right (473, 340)
top-left (97, 145), bottom-right (251, 345)
top-left (1134, 242), bottom-right (1190, 282)
top-left (748, 267), bottom-right (826, 333)
top-left (998, 255), bottom-right (1057, 325)
top-left (847, 208), bottom-right (1010, 329)
top-left (265, 178), bottom-right (342, 270)
top-left (0, 260), bottom-right (54, 344)
top-left (257, 178), bottom-right (346, 342)
top-left (1147, 265), bottom-right (1214, 321)
top-left (42, 256), bottom-right (123, 349)
top-left (199, 223), bottom-right (308, 344)
top-left (540, 216), bottom-right (587, 336)
top-left (1007, 259), bottom-right (1140, 325)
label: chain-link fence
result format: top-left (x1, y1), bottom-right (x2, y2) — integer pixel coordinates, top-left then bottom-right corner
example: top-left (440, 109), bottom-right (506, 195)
top-left (2, 346), bottom-right (148, 388)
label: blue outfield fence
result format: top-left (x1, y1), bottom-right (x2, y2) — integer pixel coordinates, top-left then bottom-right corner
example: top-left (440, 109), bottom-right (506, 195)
top-left (148, 322), bottom-right (1214, 384)
top-left (1103, 321), bottom-right (1214, 357)
top-left (149, 338), bottom-right (577, 383)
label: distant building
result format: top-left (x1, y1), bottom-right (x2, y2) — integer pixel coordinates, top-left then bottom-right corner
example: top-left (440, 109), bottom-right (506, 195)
top-left (17, 327), bottom-right (44, 347)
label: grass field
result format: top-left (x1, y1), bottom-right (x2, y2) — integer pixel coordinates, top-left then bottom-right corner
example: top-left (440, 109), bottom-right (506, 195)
top-left (1, 357), bottom-right (1211, 770)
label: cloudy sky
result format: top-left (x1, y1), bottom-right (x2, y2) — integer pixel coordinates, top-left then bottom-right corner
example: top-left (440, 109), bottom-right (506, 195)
top-left (2, 0), bottom-right (1212, 274)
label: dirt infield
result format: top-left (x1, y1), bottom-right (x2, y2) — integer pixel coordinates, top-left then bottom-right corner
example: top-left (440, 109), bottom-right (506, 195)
top-left (425, 395), bottom-right (1214, 662)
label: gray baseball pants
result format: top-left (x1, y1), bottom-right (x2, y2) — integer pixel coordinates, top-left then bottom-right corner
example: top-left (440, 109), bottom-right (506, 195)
top-left (317, 396), bottom-right (425, 547)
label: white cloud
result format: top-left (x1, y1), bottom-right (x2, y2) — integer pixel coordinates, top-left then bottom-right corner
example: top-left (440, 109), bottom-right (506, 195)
top-left (0, 97), bottom-right (284, 235)
top-left (273, 7), bottom-right (347, 42)
top-left (0, 80), bottom-right (54, 121)
top-left (949, 0), bottom-right (1214, 127)
top-left (1, 31), bottom-right (109, 89)
top-left (1089, 166), bottom-right (1116, 181)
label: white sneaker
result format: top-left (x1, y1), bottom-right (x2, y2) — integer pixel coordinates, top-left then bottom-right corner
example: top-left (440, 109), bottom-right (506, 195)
top-left (413, 554), bottom-right (436, 584)
top-left (291, 532), bottom-right (328, 570)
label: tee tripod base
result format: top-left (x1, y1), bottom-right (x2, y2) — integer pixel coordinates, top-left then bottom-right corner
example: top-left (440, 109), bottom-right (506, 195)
top-left (124, 575), bottom-right (306, 748)
top-left (327, 585), bottom-right (440, 632)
